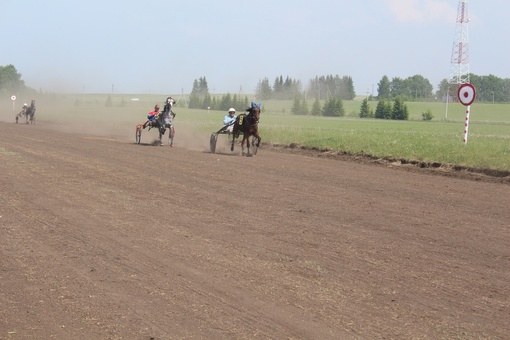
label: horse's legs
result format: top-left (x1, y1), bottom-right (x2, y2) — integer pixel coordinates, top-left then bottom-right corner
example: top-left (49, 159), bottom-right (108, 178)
top-left (255, 132), bottom-right (261, 147)
top-left (159, 128), bottom-right (164, 146)
top-left (242, 135), bottom-right (249, 156)
top-left (247, 135), bottom-right (251, 156)
top-left (168, 126), bottom-right (174, 146)
top-left (230, 133), bottom-right (236, 152)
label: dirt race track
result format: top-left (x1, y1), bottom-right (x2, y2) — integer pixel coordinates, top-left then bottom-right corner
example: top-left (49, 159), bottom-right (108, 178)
top-left (0, 118), bottom-right (509, 340)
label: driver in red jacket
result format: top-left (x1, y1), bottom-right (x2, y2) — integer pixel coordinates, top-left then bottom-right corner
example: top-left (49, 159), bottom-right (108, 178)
top-left (143, 104), bottom-right (160, 129)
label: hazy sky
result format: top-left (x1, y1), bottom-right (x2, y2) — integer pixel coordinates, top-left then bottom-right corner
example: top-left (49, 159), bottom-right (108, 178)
top-left (1, 0), bottom-right (508, 96)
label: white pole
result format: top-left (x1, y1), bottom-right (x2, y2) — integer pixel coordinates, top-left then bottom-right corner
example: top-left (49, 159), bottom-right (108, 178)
top-left (445, 89), bottom-right (449, 119)
top-left (463, 105), bottom-right (470, 144)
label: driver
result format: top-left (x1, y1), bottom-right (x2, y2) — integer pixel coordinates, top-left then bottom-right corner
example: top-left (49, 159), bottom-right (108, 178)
top-left (222, 108), bottom-right (236, 133)
top-left (143, 104), bottom-right (160, 129)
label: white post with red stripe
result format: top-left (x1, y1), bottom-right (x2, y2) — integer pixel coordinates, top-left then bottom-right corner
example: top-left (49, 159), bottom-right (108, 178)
top-left (463, 106), bottom-right (470, 144)
top-left (11, 95), bottom-right (16, 111)
top-left (457, 84), bottom-right (476, 145)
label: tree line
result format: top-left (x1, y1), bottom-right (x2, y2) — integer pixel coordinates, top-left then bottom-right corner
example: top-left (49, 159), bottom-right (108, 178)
top-left (256, 74), bottom-right (355, 101)
top-left (188, 76), bottom-right (249, 111)
top-left (436, 74), bottom-right (510, 103)
top-left (0, 64), bottom-right (26, 95)
top-left (256, 73), bottom-right (509, 103)
top-left (186, 72), bottom-right (507, 121)
top-left (291, 95), bottom-right (410, 121)
top-left (3, 63), bottom-right (509, 105)
top-left (378, 73), bottom-right (510, 102)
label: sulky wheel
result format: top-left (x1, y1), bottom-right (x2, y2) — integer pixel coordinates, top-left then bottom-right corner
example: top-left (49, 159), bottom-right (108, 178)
top-left (210, 133), bottom-right (218, 153)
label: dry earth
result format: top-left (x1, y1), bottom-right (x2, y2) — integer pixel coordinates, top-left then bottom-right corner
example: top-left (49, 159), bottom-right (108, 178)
top-left (0, 115), bottom-right (509, 340)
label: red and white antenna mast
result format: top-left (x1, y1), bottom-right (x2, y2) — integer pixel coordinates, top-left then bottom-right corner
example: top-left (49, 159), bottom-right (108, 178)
top-left (446, 0), bottom-right (470, 118)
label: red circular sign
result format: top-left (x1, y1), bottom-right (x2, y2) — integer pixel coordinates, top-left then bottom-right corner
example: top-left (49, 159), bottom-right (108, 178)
top-left (457, 84), bottom-right (476, 106)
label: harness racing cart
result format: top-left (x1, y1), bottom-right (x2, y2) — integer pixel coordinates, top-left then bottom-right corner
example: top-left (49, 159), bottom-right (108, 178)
top-left (209, 121), bottom-right (259, 155)
top-left (209, 124), bottom-right (232, 154)
top-left (135, 112), bottom-right (175, 146)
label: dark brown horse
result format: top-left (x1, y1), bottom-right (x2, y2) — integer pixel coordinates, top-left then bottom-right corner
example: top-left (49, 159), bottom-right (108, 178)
top-left (26, 100), bottom-right (36, 124)
top-left (231, 103), bottom-right (261, 156)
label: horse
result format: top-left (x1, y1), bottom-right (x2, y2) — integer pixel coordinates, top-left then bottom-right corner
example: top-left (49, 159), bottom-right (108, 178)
top-left (149, 97), bottom-right (176, 146)
top-left (230, 102), bottom-right (261, 156)
top-left (25, 100), bottom-right (36, 124)
top-left (142, 97), bottom-right (176, 147)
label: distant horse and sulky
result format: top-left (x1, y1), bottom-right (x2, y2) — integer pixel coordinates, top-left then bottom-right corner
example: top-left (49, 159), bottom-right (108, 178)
top-left (16, 99), bottom-right (36, 124)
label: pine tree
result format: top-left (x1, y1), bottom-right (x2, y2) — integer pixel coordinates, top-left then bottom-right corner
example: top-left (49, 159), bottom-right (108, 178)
top-left (273, 75), bottom-right (283, 98)
top-left (291, 96), bottom-right (302, 115)
top-left (301, 97), bottom-right (309, 115)
top-left (188, 79), bottom-right (201, 108)
top-left (311, 98), bottom-right (322, 116)
top-left (391, 97), bottom-right (409, 120)
top-left (335, 98), bottom-right (345, 117)
top-left (220, 93), bottom-right (232, 111)
top-left (343, 76), bottom-right (356, 100)
top-left (203, 93), bottom-right (212, 110)
top-left (198, 77), bottom-right (209, 97)
top-left (359, 98), bottom-right (371, 118)
top-left (375, 99), bottom-right (392, 119)
top-left (188, 77), bottom-right (211, 109)
top-left (322, 97), bottom-right (341, 117)
top-left (256, 77), bottom-right (273, 100)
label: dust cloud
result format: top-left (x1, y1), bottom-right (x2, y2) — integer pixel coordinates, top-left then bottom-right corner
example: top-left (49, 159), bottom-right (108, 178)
top-left (0, 98), bottom-right (213, 154)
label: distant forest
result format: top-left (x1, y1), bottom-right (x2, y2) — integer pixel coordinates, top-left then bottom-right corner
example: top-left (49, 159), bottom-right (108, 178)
top-left (186, 73), bottom-right (510, 111)
top-left (2, 64), bottom-right (509, 105)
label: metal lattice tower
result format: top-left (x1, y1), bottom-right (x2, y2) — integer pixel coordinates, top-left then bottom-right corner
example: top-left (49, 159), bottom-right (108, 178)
top-left (449, 0), bottom-right (470, 85)
top-left (445, 0), bottom-right (470, 118)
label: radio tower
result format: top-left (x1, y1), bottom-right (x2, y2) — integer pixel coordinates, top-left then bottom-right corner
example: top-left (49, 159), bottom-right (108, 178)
top-left (446, 0), bottom-right (470, 118)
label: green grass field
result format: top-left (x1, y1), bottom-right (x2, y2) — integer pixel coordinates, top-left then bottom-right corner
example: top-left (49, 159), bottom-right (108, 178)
top-left (2, 94), bottom-right (509, 171)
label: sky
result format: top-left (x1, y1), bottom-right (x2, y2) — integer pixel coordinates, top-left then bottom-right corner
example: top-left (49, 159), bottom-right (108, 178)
top-left (1, 0), bottom-right (509, 96)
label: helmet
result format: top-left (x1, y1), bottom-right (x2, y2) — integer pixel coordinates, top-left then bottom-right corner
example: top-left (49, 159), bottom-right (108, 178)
top-left (23, 103), bottom-right (28, 107)
top-left (228, 108), bottom-right (235, 113)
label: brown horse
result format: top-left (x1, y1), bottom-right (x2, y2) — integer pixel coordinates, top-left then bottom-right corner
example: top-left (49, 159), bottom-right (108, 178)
top-left (231, 103), bottom-right (261, 156)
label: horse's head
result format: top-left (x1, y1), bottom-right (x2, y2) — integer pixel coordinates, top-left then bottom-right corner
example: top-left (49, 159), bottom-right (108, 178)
top-left (247, 102), bottom-right (261, 122)
top-left (163, 96), bottom-right (175, 115)
top-left (251, 107), bottom-right (260, 122)
top-left (30, 99), bottom-right (35, 107)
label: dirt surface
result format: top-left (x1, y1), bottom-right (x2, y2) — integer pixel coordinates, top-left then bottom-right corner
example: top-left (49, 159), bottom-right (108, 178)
top-left (1, 118), bottom-right (509, 340)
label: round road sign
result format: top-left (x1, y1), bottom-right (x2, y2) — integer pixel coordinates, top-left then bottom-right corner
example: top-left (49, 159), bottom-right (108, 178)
top-left (457, 84), bottom-right (476, 106)
top-left (11, 95), bottom-right (16, 101)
